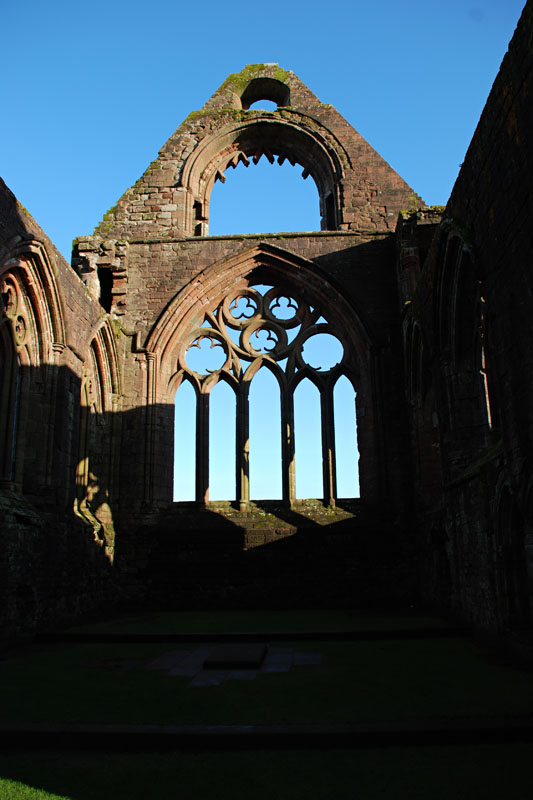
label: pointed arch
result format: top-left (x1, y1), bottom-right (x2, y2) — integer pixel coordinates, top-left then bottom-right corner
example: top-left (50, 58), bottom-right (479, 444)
top-left (433, 224), bottom-right (492, 469)
top-left (0, 241), bottom-right (67, 490)
top-left (143, 241), bottom-right (379, 507)
top-left (147, 241), bottom-right (372, 390)
top-left (1, 239), bottom-right (67, 354)
top-left (179, 117), bottom-right (348, 235)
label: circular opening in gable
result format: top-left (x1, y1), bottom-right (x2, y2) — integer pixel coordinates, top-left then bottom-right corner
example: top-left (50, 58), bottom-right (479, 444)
top-left (241, 77), bottom-right (290, 110)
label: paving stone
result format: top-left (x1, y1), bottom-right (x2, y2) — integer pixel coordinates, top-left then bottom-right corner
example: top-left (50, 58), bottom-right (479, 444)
top-left (168, 646), bottom-right (214, 676)
top-left (203, 643), bottom-right (268, 669)
top-left (189, 670), bottom-right (227, 687)
top-left (261, 647), bottom-right (293, 672)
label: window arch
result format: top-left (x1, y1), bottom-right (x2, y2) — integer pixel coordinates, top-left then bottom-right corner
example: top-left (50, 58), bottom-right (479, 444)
top-left (170, 277), bottom-right (358, 506)
top-left (146, 243), bottom-right (375, 509)
top-left (180, 117), bottom-right (344, 236)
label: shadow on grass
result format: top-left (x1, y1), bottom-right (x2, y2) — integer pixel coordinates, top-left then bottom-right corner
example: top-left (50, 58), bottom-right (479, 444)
top-left (2, 745), bottom-right (533, 800)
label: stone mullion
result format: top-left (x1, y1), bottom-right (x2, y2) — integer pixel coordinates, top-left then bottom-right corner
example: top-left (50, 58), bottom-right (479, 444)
top-left (281, 386), bottom-right (296, 504)
top-left (321, 385), bottom-right (337, 506)
top-left (196, 391), bottom-right (210, 505)
top-left (236, 386), bottom-right (250, 509)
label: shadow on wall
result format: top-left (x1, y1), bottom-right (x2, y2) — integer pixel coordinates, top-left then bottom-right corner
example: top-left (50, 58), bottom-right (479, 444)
top-left (0, 353), bottom-right (119, 639)
top-left (140, 498), bottom-right (416, 611)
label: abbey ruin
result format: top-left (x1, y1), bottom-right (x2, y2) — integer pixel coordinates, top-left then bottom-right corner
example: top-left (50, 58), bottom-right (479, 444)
top-left (2, 2), bottom-right (533, 643)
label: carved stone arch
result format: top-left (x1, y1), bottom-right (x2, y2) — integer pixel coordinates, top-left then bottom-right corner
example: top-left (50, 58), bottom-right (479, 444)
top-left (146, 241), bottom-right (379, 508)
top-left (1, 239), bottom-right (67, 354)
top-left (242, 356), bottom-right (287, 393)
top-left (168, 368), bottom-right (200, 400)
top-left (148, 242), bottom-right (372, 382)
top-left (404, 319), bottom-right (424, 408)
top-left (84, 317), bottom-right (121, 406)
top-left (333, 366), bottom-right (358, 394)
top-left (451, 246), bottom-right (481, 372)
top-left (434, 228), bottom-right (464, 358)
top-left (1, 261), bottom-right (46, 367)
top-left (179, 116), bottom-right (347, 235)
top-left (290, 364), bottom-right (328, 394)
top-left (0, 245), bottom-right (66, 490)
top-left (433, 225), bottom-right (491, 463)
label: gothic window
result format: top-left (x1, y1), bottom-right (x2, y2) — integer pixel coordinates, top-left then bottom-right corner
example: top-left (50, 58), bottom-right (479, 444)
top-left (173, 279), bottom-right (359, 505)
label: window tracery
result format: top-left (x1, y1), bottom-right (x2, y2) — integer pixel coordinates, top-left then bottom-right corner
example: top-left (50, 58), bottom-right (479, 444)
top-left (178, 283), bottom-right (344, 390)
top-left (173, 280), bottom-right (357, 506)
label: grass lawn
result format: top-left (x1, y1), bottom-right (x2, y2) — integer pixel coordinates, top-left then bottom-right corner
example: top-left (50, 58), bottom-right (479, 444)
top-left (2, 745), bottom-right (533, 800)
top-left (1, 635), bottom-right (533, 726)
top-left (63, 608), bottom-right (453, 635)
top-left (2, 611), bottom-right (533, 798)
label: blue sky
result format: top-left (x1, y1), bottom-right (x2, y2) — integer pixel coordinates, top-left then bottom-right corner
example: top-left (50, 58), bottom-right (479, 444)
top-left (1, 0), bottom-right (526, 501)
top-left (1, 0), bottom-right (525, 258)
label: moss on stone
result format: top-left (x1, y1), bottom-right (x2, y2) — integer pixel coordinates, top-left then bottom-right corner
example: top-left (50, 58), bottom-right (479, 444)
top-left (16, 199), bottom-right (30, 217)
top-left (219, 64), bottom-right (292, 97)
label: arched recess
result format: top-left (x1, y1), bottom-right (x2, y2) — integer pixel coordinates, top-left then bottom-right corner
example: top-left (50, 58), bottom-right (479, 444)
top-left (75, 317), bottom-right (120, 557)
top-left (144, 242), bottom-right (378, 508)
top-left (433, 227), bottom-right (493, 472)
top-left (178, 116), bottom-right (348, 235)
top-left (0, 243), bottom-right (66, 491)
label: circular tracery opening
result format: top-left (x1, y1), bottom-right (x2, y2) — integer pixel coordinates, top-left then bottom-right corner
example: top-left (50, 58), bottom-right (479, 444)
top-left (302, 332), bottom-right (343, 372)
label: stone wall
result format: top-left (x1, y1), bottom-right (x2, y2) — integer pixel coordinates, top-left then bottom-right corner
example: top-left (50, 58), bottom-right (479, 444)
top-left (88, 65), bottom-right (421, 241)
top-left (0, 180), bottom-right (119, 638)
top-left (401, 0), bottom-right (533, 632)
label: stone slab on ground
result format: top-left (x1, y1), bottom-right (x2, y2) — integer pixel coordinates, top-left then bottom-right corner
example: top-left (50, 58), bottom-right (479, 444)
top-left (203, 643), bottom-right (268, 669)
top-left (144, 645), bottom-right (321, 686)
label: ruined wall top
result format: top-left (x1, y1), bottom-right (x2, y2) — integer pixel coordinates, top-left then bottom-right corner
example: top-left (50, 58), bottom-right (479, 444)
top-left (88, 64), bottom-right (422, 244)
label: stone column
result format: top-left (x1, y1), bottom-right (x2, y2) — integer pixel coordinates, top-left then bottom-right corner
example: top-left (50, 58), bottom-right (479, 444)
top-left (281, 387), bottom-right (296, 504)
top-left (236, 388), bottom-right (249, 509)
top-left (321, 386), bottom-right (337, 506)
top-left (196, 392), bottom-right (210, 504)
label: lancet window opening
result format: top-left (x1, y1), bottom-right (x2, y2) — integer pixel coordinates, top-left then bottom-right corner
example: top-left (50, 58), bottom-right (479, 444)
top-left (173, 278), bottom-right (358, 505)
